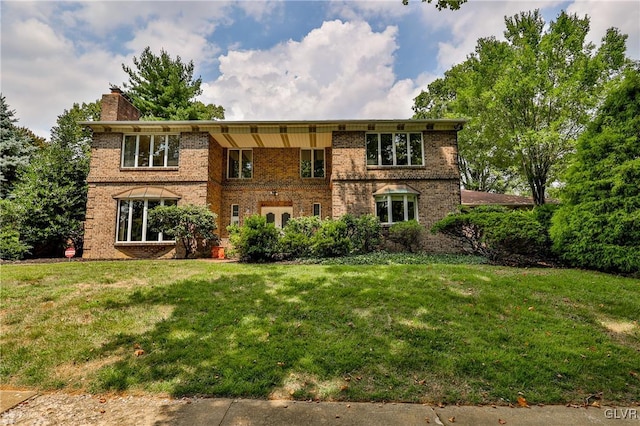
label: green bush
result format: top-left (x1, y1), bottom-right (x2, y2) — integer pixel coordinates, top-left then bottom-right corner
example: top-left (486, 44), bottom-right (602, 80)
top-left (310, 219), bottom-right (352, 257)
top-left (431, 207), bottom-right (550, 265)
top-left (228, 214), bottom-right (280, 262)
top-left (387, 220), bottom-right (424, 253)
top-left (0, 228), bottom-right (31, 260)
top-left (342, 214), bottom-right (382, 254)
top-left (279, 215), bottom-right (322, 259)
top-left (148, 204), bottom-right (218, 258)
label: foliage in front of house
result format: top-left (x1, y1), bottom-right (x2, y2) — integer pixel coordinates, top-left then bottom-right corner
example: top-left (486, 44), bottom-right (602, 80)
top-left (431, 206), bottom-right (553, 266)
top-left (228, 214), bottom-right (385, 262)
top-left (148, 204), bottom-right (219, 258)
top-left (387, 220), bottom-right (424, 253)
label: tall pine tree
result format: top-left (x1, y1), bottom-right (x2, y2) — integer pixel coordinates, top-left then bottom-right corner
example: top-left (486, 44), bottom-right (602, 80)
top-left (0, 95), bottom-right (35, 198)
top-left (550, 65), bottom-right (640, 273)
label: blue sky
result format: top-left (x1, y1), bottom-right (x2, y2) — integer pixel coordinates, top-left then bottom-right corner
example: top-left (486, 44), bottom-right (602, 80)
top-left (2, 0), bottom-right (639, 139)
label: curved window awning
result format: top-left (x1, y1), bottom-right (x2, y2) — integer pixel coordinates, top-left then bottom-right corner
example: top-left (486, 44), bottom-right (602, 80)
top-left (373, 184), bottom-right (420, 196)
top-left (113, 187), bottom-right (181, 199)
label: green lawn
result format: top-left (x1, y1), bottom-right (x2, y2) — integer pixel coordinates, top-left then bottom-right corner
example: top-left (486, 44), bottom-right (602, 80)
top-left (1, 259), bottom-right (638, 405)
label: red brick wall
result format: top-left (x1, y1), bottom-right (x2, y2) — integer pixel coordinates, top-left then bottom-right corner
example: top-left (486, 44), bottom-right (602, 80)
top-left (100, 92), bottom-right (140, 121)
top-left (331, 130), bottom-right (461, 253)
top-left (218, 147), bottom-right (332, 239)
top-left (83, 132), bottom-right (211, 259)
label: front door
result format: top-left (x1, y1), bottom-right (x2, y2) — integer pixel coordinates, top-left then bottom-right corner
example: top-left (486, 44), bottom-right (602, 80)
top-left (261, 206), bottom-right (293, 229)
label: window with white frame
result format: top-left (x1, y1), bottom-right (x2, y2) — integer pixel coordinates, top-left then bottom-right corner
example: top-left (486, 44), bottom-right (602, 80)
top-left (366, 133), bottom-right (423, 166)
top-left (228, 149), bottom-right (253, 179)
top-left (116, 199), bottom-right (177, 242)
top-left (231, 204), bottom-right (240, 226)
top-left (375, 194), bottom-right (417, 224)
top-left (313, 203), bottom-right (321, 217)
top-left (301, 149), bottom-right (325, 178)
top-left (122, 134), bottom-right (179, 168)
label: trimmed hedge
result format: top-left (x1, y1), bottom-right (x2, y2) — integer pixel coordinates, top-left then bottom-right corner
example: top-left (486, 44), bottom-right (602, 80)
top-left (431, 206), bottom-right (551, 266)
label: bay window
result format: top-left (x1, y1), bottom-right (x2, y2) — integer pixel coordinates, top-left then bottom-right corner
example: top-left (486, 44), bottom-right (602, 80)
top-left (122, 134), bottom-right (179, 168)
top-left (366, 133), bottom-right (424, 166)
top-left (375, 194), bottom-right (417, 225)
top-left (116, 199), bottom-right (177, 242)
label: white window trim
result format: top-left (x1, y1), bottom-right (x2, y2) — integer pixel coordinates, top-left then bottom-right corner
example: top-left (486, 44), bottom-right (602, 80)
top-left (300, 148), bottom-right (325, 178)
top-left (375, 194), bottom-right (419, 225)
top-left (121, 134), bottom-right (179, 168)
top-left (231, 204), bottom-right (240, 226)
top-left (227, 149), bottom-right (253, 179)
top-left (366, 133), bottom-right (424, 167)
top-left (115, 198), bottom-right (177, 243)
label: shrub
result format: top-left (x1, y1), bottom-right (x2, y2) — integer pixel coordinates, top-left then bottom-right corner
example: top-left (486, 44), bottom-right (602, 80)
top-left (279, 215), bottom-right (322, 259)
top-left (342, 214), bottom-right (382, 254)
top-left (387, 220), bottom-right (424, 253)
top-left (431, 207), bottom-right (550, 265)
top-left (0, 228), bottom-right (31, 260)
top-left (310, 219), bottom-right (352, 258)
top-left (148, 204), bottom-right (218, 258)
top-left (228, 214), bottom-right (280, 262)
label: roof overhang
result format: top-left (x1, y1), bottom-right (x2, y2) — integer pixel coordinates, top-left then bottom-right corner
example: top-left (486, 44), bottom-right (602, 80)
top-left (80, 119), bottom-right (466, 149)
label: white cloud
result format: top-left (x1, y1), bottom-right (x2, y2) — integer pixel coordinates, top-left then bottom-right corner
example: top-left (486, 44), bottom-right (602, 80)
top-left (418, 1), bottom-right (565, 71)
top-left (202, 20), bottom-right (416, 120)
top-left (124, 19), bottom-right (221, 71)
top-left (328, 0), bottom-right (414, 21)
top-left (566, 0), bottom-right (640, 60)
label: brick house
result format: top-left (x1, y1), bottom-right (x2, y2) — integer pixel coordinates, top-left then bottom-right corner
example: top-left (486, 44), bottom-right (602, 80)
top-left (81, 89), bottom-right (465, 259)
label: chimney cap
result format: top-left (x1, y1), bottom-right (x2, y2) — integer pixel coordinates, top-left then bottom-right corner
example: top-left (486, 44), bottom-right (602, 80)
top-left (109, 84), bottom-right (123, 94)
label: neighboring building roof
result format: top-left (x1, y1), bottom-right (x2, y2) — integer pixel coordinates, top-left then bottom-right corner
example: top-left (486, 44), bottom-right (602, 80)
top-left (461, 189), bottom-right (537, 207)
top-left (80, 118), bottom-right (466, 149)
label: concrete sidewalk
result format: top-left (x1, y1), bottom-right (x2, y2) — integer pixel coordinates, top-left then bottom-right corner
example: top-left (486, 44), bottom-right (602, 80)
top-left (1, 390), bottom-right (638, 425)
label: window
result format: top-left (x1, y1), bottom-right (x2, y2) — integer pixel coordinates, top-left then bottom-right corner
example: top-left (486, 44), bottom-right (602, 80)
top-left (313, 203), bottom-right (321, 217)
top-left (122, 134), bottom-right (179, 168)
top-left (375, 194), bottom-right (417, 224)
top-left (228, 149), bottom-right (253, 179)
top-left (301, 149), bottom-right (325, 178)
top-left (231, 204), bottom-right (240, 226)
top-left (116, 199), bottom-right (177, 242)
top-left (366, 133), bottom-right (423, 166)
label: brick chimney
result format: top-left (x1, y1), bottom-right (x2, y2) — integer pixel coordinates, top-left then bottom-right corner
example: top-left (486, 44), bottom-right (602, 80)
top-left (100, 86), bottom-right (140, 121)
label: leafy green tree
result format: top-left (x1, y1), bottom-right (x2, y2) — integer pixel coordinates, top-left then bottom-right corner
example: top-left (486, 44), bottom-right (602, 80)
top-left (11, 145), bottom-right (88, 257)
top-left (414, 10), bottom-right (628, 204)
top-left (0, 199), bottom-right (31, 260)
top-left (9, 101), bottom-right (101, 257)
top-left (0, 95), bottom-right (35, 198)
top-left (550, 65), bottom-right (640, 274)
top-left (122, 47), bottom-right (225, 120)
top-left (148, 204), bottom-right (219, 258)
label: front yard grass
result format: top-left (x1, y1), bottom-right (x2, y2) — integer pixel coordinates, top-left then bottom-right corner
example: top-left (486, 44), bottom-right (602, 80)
top-left (1, 259), bottom-right (638, 405)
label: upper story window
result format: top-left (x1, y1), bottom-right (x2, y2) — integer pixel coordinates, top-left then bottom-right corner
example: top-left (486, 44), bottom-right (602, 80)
top-left (366, 133), bottom-right (424, 167)
top-left (228, 149), bottom-right (253, 179)
top-left (122, 134), bottom-right (179, 168)
top-left (301, 149), bottom-right (325, 178)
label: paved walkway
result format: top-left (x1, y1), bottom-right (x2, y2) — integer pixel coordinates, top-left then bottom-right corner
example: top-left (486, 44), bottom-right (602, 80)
top-left (1, 390), bottom-right (638, 425)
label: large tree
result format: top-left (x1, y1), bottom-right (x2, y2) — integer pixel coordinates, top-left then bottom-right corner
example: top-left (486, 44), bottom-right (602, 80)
top-left (0, 95), bottom-right (35, 198)
top-left (550, 65), bottom-right (640, 273)
top-left (10, 101), bottom-right (101, 257)
top-left (122, 47), bottom-right (224, 120)
top-left (413, 10), bottom-right (628, 204)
